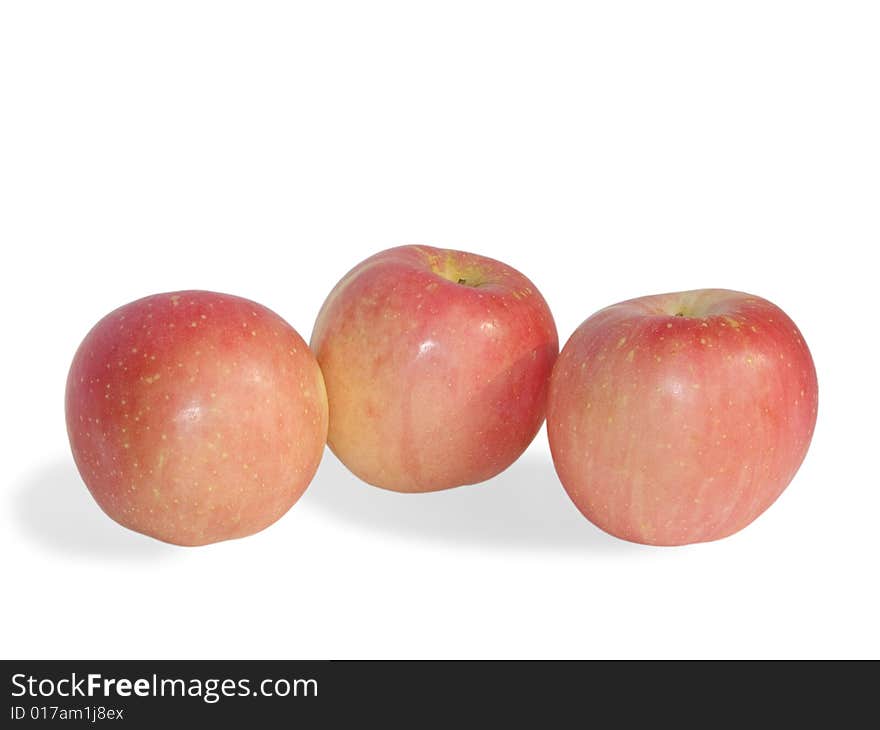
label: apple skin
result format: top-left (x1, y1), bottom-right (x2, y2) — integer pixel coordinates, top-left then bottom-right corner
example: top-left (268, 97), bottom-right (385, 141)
top-left (311, 245), bottom-right (559, 492)
top-left (65, 291), bottom-right (328, 546)
top-left (547, 289), bottom-right (818, 546)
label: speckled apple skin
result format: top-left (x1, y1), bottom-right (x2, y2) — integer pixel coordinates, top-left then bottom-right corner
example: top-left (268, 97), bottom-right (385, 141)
top-left (312, 245), bottom-right (559, 492)
top-left (65, 291), bottom-right (328, 546)
top-left (547, 289), bottom-right (818, 546)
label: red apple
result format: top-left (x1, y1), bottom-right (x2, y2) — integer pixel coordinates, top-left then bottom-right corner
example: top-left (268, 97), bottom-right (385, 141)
top-left (547, 289), bottom-right (818, 546)
top-left (65, 291), bottom-right (328, 546)
top-left (311, 245), bottom-right (558, 492)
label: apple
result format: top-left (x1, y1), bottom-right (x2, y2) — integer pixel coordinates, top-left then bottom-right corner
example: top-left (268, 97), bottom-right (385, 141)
top-left (311, 245), bottom-right (558, 492)
top-left (65, 290), bottom-right (328, 546)
top-left (547, 289), bottom-right (818, 546)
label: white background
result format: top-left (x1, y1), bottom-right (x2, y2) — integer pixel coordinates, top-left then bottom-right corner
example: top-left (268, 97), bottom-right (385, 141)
top-left (1, 2), bottom-right (878, 659)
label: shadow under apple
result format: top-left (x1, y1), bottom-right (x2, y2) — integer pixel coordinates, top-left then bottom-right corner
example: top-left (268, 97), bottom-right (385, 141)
top-left (12, 459), bottom-right (172, 559)
top-left (303, 449), bottom-right (639, 554)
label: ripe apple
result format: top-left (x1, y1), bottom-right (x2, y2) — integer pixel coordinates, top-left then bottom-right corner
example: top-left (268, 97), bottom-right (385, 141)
top-left (547, 289), bottom-right (818, 546)
top-left (311, 245), bottom-right (558, 492)
top-left (65, 291), bottom-right (328, 546)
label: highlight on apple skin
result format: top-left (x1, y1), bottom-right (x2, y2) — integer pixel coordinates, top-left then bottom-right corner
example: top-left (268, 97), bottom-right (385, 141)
top-left (65, 291), bottom-right (329, 546)
top-left (546, 289), bottom-right (818, 546)
top-left (311, 245), bottom-right (559, 492)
